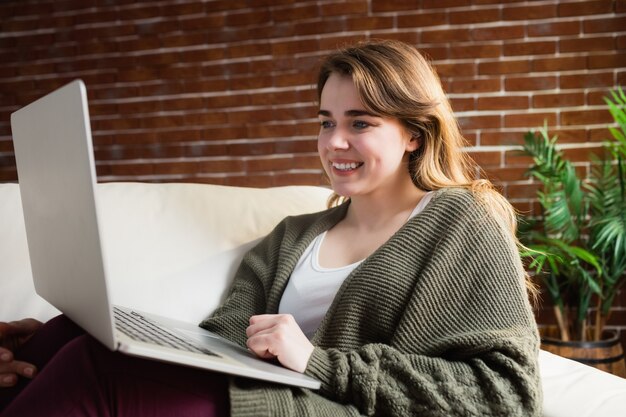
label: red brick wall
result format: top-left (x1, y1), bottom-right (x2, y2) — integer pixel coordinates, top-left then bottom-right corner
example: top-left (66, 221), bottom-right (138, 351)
top-left (1, 0), bottom-right (625, 341)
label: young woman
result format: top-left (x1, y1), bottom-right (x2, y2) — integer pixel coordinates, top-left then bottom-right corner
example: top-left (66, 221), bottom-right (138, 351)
top-left (0, 40), bottom-right (542, 416)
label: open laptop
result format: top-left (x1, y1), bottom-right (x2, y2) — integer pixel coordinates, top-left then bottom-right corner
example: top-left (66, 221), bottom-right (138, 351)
top-left (10, 79), bottom-right (320, 390)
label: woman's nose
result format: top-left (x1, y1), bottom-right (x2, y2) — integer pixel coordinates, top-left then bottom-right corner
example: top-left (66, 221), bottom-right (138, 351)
top-left (326, 129), bottom-right (350, 151)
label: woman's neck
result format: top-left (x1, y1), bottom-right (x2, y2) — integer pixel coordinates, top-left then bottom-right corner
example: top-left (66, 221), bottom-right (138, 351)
top-left (343, 185), bottom-right (428, 233)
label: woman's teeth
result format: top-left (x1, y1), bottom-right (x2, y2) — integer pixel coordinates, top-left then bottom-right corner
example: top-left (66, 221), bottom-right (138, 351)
top-left (332, 162), bottom-right (362, 171)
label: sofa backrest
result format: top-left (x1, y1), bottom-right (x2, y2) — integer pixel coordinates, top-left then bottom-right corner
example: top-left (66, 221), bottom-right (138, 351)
top-left (0, 182), bottom-right (332, 323)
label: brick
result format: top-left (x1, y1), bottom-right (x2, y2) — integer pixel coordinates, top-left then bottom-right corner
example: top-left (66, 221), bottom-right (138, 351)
top-left (533, 92), bottom-right (585, 108)
top-left (225, 174), bottom-right (273, 188)
top-left (228, 141), bottom-right (275, 156)
top-left (588, 53), bottom-right (626, 70)
top-left (502, 4), bottom-right (557, 20)
top-left (293, 155), bottom-right (323, 170)
top-left (477, 95), bottom-right (529, 111)
top-left (457, 114), bottom-right (501, 130)
top-left (246, 157), bottom-right (293, 172)
top-left (558, 0), bottom-right (613, 17)
top-left (463, 132), bottom-right (478, 147)
top-left (478, 60), bottom-right (531, 75)
top-left (420, 46), bottom-right (448, 60)
top-left (503, 41), bottom-right (557, 56)
top-left (422, 0), bottom-right (472, 7)
top-left (16, 33), bottom-right (55, 47)
top-left (197, 126), bottom-right (248, 141)
top-left (274, 139), bottom-right (318, 154)
top-left (247, 123), bottom-right (300, 139)
top-left (468, 151), bottom-right (501, 167)
top-left (561, 109), bottom-right (614, 126)
top-left (421, 28), bottom-right (472, 43)
top-left (562, 145), bottom-right (604, 162)
top-left (449, 8), bottom-right (501, 24)
top-left (481, 130), bottom-right (527, 146)
top-left (160, 2), bottom-right (204, 16)
top-left (449, 97), bottom-right (475, 112)
top-left (449, 78), bottom-right (501, 94)
top-left (472, 25), bottom-right (524, 41)
top-left (449, 43), bottom-right (501, 59)
top-left (532, 56), bottom-right (587, 72)
top-left (319, 34), bottom-right (369, 50)
top-left (397, 11), bottom-right (447, 28)
top-left (249, 91), bottom-right (299, 106)
top-left (504, 112), bottom-right (557, 128)
top-left (228, 42), bottom-right (272, 58)
top-left (225, 9), bottom-right (271, 26)
top-left (510, 200), bottom-right (535, 216)
top-left (560, 72), bottom-right (614, 89)
top-left (560, 36), bottom-right (616, 53)
top-left (320, 0), bottom-right (368, 16)
top-left (589, 127), bottom-right (614, 142)
top-left (294, 18), bottom-right (346, 36)
top-left (184, 111), bottom-right (229, 126)
top-left (179, 15), bottom-right (226, 31)
top-left (230, 74), bottom-right (274, 90)
top-left (584, 16), bottom-right (626, 34)
top-left (434, 62), bottom-right (476, 78)
top-left (505, 76), bottom-right (557, 92)
top-left (271, 39), bottom-right (320, 56)
top-left (483, 166), bottom-right (529, 182)
top-left (371, 0), bottom-right (420, 12)
top-left (0, 168), bottom-right (18, 182)
top-left (227, 109), bottom-right (273, 125)
top-left (346, 16), bottom-right (394, 31)
top-left (272, 4), bottom-right (319, 21)
top-left (507, 183), bottom-right (542, 199)
top-left (2, 17), bottom-right (40, 32)
top-left (161, 32), bottom-right (210, 48)
top-left (117, 37), bottom-right (161, 52)
top-left (588, 90), bottom-right (617, 106)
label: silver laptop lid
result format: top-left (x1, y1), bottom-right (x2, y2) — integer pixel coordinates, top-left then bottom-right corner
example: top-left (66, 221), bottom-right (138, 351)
top-left (11, 79), bottom-right (116, 349)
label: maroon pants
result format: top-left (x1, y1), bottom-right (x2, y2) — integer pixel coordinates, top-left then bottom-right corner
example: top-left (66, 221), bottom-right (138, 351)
top-left (0, 315), bottom-right (229, 417)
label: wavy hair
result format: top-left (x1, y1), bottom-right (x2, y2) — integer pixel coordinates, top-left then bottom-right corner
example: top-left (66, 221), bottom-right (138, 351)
top-left (317, 40), bottom-right (537, 298)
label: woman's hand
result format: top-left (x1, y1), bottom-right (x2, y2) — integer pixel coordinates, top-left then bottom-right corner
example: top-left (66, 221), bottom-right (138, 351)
top-left (0, 318), bottom-right (42, 387)
top-left (246, 314), bottom-right (314, 373)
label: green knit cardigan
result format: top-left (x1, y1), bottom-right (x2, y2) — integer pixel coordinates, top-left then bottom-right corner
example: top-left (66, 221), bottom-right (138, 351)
top-left (200, 188), bottom-right (542, 417)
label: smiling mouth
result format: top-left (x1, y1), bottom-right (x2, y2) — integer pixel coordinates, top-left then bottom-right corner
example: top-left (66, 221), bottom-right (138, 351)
top-left (331, 161), bottom-right (364, 172)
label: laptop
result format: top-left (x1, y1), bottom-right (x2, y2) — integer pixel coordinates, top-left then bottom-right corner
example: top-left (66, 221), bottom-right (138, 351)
top-left (10, 79), bottom-right (320, 390)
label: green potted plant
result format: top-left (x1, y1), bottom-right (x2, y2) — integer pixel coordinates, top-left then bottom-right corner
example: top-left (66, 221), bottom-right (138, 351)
top-left (518, 87), bottom-right (626, 375)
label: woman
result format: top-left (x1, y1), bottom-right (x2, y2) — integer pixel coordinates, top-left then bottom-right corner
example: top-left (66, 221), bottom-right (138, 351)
top-left (0, 40), bottom-right (542, 416)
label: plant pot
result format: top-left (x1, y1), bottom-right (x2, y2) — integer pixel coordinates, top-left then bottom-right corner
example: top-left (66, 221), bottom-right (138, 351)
top-left (540, 326), bottom-right (626, 378)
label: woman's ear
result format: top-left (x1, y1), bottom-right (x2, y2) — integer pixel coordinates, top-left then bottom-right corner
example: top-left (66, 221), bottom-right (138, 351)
top-left (406, 132), bottom-right (421, 152)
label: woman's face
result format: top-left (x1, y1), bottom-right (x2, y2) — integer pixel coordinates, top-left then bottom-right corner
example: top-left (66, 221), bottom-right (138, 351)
top-left (317, 73), bottom-right (418, 199)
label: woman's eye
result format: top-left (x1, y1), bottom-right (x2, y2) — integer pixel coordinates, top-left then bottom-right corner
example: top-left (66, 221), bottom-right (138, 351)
top-left (320, 120), bottom-right (334, 129)
top-left (353, 120), bottom-right (370, 129)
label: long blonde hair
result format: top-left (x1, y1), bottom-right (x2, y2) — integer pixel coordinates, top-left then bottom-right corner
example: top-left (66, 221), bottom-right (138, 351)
top-left (317, 40), bottom-right (536, 296)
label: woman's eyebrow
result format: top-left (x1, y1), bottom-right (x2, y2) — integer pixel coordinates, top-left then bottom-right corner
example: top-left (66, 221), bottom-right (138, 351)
top-left (317, 109), bottom-right (378, 117)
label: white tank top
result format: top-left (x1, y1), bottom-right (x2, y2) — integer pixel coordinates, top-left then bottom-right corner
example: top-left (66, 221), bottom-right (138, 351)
top-left (278, 192), bottom-right (434, 339)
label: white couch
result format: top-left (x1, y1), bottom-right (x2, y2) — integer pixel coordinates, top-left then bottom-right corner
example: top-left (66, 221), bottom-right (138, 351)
top-left (1, 181), bottom-right (625, 417)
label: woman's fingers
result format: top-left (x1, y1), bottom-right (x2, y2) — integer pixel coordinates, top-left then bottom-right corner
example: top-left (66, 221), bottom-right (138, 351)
top-left (0, 354), bottom-right (37, 387)
top-left (245, 314), bottom-right (314, 372)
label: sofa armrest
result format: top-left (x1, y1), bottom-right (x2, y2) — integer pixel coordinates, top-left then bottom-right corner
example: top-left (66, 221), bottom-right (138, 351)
top-left (539, 349), bottom-right (626, 417)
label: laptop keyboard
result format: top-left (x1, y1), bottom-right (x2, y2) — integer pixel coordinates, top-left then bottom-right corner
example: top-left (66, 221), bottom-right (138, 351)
top-left (113, 307), bottom-right (219, 357)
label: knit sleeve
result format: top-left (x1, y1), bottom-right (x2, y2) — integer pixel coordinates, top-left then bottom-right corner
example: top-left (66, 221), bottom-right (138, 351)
top-left (199, 220), bottom-right (287, 347)
top-left (303, 194), bottom-right (542, 416)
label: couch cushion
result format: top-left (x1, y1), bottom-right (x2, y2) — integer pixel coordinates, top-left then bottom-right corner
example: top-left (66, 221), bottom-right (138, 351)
top-left (0, 182), bottom-right (332, 323)
top-left (540, 349), bottom-right (626, 417)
